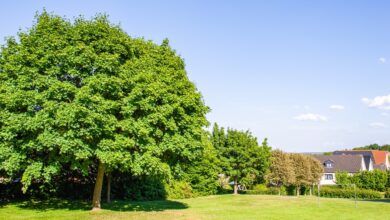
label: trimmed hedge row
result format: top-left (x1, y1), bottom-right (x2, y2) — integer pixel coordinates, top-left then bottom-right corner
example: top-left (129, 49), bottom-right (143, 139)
top-left (319, 187), bottom-right (382, 199)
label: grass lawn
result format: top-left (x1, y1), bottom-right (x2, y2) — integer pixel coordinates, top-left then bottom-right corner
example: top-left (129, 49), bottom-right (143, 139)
top-left (1, 195), bottom-right (390, 220)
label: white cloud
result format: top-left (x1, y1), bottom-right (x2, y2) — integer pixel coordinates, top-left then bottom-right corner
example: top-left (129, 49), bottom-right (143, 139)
top-left (293, 113), bottom-right (328, 122)
top-left (369, 122), bottom-right (386, 128)
top-left (379, 57), bottom-right (387, 63)
top-left (362, 95), bottom-right (390, 110)
top-left (382, 112), bottom-right (389, 117)
top-left (329, 105), bottom-right (345, 110)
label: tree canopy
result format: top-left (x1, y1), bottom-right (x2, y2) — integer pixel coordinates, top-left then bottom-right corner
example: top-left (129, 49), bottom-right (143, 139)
top-left (212, 123), bottom-right (271, 194)
top-left (266, 149), bottom-right (294, 194)
top-left (0, 12), bottom-right (209, 209)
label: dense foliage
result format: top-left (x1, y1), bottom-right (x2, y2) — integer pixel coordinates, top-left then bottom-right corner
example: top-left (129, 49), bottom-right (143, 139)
top-left (0, 12), bottom-right (209, 208)
top-left (267, 151), bottom-right (323, 195)
top-left (211, 123), bottom-right (271, 194)
top-left (182, 136), bottom-right (221, 196)
top-left (336, 170), bottom-right (388, 192)
top-left (266, 150), bottom-right (294, 194)
top-left (318, 186), bottom-right (382, 199)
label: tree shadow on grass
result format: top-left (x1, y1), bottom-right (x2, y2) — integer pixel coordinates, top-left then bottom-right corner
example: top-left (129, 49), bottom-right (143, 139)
top-left (14, 199), bottom-right (91, 211)
top-left (1, 199), bottom-right (188, 212)
top-left (102, 200), bottom-right (188, 212)
top-left (363, 199), bottom-right (390, 203)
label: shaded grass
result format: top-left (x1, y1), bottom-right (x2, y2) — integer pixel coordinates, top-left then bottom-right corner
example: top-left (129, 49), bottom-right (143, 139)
top-left (1, 195), bottom-right (390, 219)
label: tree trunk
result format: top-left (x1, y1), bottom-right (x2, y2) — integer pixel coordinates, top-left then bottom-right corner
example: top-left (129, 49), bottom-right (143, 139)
top-left (92, 162), bottom-right (105, 211)
top-left (106, 173), bottom-right (111, 203)
top-left (233, 177), bottom-right (238, 195)
top-left (296, 186), bottom-right (300, 196)
top-left (317, 184), bottom-right (320, 197)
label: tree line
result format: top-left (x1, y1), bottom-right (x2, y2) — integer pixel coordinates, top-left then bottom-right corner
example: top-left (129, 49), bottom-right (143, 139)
top-left (353, 143), bottom-right (390, 152)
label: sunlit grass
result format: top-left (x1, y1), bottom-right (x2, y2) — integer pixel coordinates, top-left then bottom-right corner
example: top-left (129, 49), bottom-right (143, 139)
top-left (1, 195), bottom-right (390, 219)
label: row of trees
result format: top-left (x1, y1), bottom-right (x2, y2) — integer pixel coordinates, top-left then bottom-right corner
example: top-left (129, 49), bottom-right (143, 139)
top-left (267, 150), bottom-right (324, 195)
top-left (353, 143), bottom-right (390, 152)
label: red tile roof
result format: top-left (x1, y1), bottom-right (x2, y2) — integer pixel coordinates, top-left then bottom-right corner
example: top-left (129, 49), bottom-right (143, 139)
top-left (334, 150), bottom-right (388, 166)
top-left (371, 150), bottom-right (387, 165)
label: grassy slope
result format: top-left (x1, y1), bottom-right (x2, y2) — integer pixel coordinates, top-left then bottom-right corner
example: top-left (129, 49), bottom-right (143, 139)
top-left (1, 195), bottom-right (390, 220)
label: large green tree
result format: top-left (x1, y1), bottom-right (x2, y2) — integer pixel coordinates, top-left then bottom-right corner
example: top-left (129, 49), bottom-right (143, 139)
top-left (0, 12), bottom-right (209, 209)
top-left (212, 124), bottom-right (271, 194)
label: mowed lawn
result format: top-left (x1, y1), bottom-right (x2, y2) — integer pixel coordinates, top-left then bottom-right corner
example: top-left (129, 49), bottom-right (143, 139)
top-left (1, 195), bottom-right (390, 220)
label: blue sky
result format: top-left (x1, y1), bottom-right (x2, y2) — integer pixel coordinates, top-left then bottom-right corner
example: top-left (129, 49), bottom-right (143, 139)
top-left (1, 1), bottom-right (390, 152)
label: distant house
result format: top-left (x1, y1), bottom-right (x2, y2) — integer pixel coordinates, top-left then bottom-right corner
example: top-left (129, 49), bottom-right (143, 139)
top-left (313, 155), bottom-right (368, 185)
top-left (333, 150), bottom-right (389, 171)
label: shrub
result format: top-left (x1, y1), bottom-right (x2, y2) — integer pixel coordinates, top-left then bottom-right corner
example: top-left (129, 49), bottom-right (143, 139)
top-left (286, 185), bottom-right (297, 196)
top-left (217, 184), bottom-right (233, 194)
top-left (253, 184), bottom-right (268, 191)
top-left (384, 188), bottom-right (390, 198)
top-left (165, 180), bottom-right (193, 199)
top-left (354, 170), bottom-right (388, 192)
top-left (244, 185), bottom-right (286, 195)
top-left (319, 186), bottom-right (382, 199)
top-left (335, 171), bottom-right (353, 187)
top-left (336, 170), bottom-right (388, 192)
top-left (114, 174), bottom-right (167, 201)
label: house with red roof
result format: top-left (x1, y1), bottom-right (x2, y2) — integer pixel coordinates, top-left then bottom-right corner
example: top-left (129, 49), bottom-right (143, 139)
top-left (312, 150), bottom-right (389, 185)
top-left (333, 150), bottom-right (389, 171)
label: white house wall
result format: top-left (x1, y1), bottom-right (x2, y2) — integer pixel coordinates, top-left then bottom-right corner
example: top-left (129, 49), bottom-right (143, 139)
top-left (319, 173), bottom-right (336, 185)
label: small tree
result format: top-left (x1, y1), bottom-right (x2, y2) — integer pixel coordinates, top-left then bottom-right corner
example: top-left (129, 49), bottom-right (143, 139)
top-left (307, 157), bottom-right (323, 195)
top-left (267, 150), bottom-right (295, 195)
top-left (215, 127), bottom-right (271, 194)
top-left (290, 153), bottom-right (311, 196)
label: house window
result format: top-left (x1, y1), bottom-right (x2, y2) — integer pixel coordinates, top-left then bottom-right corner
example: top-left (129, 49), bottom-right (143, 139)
top-left (325, 162), bottom-right (333, 168)
top-left (325, 174), bottom-right (333, 180)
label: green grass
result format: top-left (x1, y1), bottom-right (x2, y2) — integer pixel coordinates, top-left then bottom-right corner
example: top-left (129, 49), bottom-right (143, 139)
top-left (1, 195), bottom-right (390, 220)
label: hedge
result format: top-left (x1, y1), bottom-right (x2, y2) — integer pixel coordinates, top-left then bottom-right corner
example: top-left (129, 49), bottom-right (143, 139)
top-left (243, 187), bottom-right (284, 195)
top-left (319, 187), bottom-right (382, 199)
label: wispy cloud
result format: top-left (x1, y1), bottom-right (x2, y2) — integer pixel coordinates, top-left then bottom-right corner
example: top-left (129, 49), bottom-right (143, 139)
top-left (362, 95), bottom-right (390, 110)
top-left (369, 122), bottom-right (386, 128)
top-left (329, 105), bottom-right (345, 110)
top-left (293, 113), bottom-right (328, 122)
top-left (379, 57), bottom-right (387, 63)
